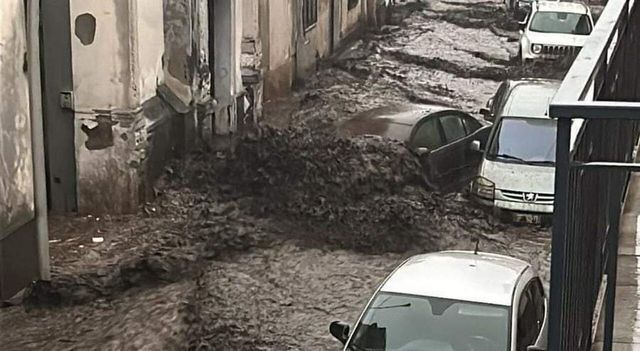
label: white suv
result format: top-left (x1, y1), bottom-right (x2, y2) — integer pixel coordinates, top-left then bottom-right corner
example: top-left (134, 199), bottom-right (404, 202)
top-left (518, 0), bottom-right (594, 63)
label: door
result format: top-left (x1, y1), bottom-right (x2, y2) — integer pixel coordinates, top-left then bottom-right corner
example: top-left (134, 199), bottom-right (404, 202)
top-left (409, 117), bottom-right (446, 189)
top-left (40, 0), bottom-right (77, 212)
top-left (516, 280), bottom-right (545, 351)
top-left (461, 114), bottom-right (492, 183)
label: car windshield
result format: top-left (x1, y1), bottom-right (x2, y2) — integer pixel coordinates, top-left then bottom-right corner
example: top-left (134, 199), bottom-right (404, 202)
top-left (487, 117), bottom-right (557, 164)
top-left (529, 11), bottom-right (592, 35)
top-left (347, 292), bottom-right (510, 351)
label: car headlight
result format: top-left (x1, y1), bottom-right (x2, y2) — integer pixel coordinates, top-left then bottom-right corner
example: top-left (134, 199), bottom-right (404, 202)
top-left (472, 177), bottom-right (495, 200)
top-left (531, 44), bottom-right (543, 54)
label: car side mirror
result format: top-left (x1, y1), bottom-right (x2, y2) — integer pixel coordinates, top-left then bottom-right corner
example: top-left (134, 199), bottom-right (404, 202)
top-left (479, 107), bottom-right (491, 117)
top-left (329, 321), bottom-right (350, 344)
top-left (415, 147), bottom-right (431, 156)
top-left (469, 140), bottom-right (482, 152)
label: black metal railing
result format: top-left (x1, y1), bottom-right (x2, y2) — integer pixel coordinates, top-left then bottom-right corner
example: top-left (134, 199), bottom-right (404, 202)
top-left (548, 0), bottom-right (640, 349)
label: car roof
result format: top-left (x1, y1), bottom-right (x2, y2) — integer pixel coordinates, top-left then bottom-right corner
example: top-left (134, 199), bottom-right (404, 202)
top-left (501, 79), bottom-right (561, 119)
top-left (338, 104), bottom-right (459, 141)
top-left (534, 1), bottom-right (590, 14)
top-left (380, 251), bottom-right (531, 306)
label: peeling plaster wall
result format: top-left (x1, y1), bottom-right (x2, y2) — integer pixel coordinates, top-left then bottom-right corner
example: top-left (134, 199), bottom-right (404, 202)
top-left (342, 0), bottom-right (364, 37)
top-left (0, 0), bottom-right (35, 233)
top-left (69, 0), bottom-right (165, 214)
top-left (267, 0), bottom-right (294, 72)
top-left (264, 0), bottom-right (294, 98)
top-left (163, 0), bottom-right (195, 106)
top-left (295, 0), bottom-right (332, 79)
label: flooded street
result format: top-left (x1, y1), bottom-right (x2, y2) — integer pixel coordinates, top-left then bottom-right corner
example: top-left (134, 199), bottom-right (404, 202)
top-left (2, 0), bottom-right (559, 350)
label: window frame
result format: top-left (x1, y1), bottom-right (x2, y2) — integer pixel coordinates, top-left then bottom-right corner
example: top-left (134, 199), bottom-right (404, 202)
top-left (462, 115), bottom-right (482, 135)
top-left (410, 116), bottom-right (446, 151)
top-left (439, 113), bottom-right (468, 144)
top-left (303, 0), bottom-right (318, 32)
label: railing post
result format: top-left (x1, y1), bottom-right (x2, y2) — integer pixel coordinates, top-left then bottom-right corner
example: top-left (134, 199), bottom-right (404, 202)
top-left (549, 117), bottom-right (573, 351)
top-left (603, 174), bottom-right (622, 351)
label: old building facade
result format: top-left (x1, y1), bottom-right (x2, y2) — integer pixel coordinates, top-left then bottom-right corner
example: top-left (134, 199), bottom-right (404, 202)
top-left (241, 0), bottom-right (373, 103)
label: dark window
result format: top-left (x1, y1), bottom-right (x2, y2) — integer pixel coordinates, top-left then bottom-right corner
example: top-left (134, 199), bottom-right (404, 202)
top-left (491, 82), bottom-right (509, 117)
top-left (303, 0), bottom-right (318, 31)
top-left (411, 118), bottom-right (444, 150)
top-left (462, 116), bottom-right (482, 134)
top-left (517, 281), bottom-right (544, 351)
top-left (348, 0), bottom-right (360, 11)
top-left (530, 279), bottom-right (546, 330)
top-left (440, 115), bottom-right (466, 143)
top-left (529, 11), bottom-right (592, 35)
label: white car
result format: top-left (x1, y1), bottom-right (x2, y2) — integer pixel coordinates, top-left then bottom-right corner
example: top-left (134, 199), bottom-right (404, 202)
top-left (329, 251), bottom-right (548, 351)
top-left (518, 1), bottom-right (594, 63)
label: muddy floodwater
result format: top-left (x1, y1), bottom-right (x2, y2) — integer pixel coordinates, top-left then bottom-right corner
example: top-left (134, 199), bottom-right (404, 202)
top-left (1, 0), bottom-right (563, 350)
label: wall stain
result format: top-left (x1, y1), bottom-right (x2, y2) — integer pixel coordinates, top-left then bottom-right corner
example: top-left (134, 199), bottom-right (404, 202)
top-left (81, 116), bottom-right (117, 150)
top-left (75, 13), bottom-right (97, 45)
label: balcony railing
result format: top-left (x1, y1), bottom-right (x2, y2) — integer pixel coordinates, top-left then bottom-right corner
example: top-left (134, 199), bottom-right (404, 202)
top-left (548, 0), bottom-right (640, 349)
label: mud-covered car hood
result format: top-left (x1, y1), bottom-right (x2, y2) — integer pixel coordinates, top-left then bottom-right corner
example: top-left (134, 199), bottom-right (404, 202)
top-left (523, 31), bottom-right (589, 47)
top-left (480, 159), bottom-right (555, 194)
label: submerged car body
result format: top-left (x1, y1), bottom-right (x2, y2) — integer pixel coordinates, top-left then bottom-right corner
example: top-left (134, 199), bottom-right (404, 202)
top-left (339, 104), bottom-right (491, 192)
top-left (519, 1), bottom-right (594, 63)
top-left (330, 251), bottom-right (548, 351)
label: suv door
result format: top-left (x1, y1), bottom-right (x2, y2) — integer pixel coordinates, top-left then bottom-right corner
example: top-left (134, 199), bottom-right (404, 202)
top-left (516, 280), bottom-right (544, 351)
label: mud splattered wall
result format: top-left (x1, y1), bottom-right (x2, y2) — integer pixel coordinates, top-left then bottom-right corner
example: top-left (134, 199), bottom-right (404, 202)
top-left (0, 0), bottom-right (35, 233)
top-left (69, 0), bottom-right (165, 214)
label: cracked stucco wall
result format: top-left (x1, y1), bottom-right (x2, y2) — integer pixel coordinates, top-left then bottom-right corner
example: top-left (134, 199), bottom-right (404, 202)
top-left (69, 0), bottom-right (165, 214)
top-left (162, 0), bottom-right (211, 109)
top-left (0, 0), bottom-right (35, 234)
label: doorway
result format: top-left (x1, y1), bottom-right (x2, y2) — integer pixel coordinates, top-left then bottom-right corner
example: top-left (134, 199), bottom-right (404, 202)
top-left (40, 0), bottom-right (77, 212)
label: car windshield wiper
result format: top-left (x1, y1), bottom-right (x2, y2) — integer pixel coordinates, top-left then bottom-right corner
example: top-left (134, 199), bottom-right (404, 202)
top-left (371, 303), bottom-right (411, 309)
top-left (526, 160), bottom-right (555, 165)
top-left (493, 153), bottom-right (528, 163)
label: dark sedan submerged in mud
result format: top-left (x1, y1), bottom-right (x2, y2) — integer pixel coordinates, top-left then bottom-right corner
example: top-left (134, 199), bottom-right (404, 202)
top-left (339, 104), bottom-right (491, 192)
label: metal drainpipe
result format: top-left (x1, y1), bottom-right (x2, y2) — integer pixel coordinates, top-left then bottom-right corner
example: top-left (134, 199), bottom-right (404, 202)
top-left (27, 0), bottom-right (50, 281)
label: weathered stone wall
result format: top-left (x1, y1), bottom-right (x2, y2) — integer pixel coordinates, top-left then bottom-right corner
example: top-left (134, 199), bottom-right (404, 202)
top-left (69, 0), bottom-right (165, 214)
top-left (0, 0), bottom-right (35, 233)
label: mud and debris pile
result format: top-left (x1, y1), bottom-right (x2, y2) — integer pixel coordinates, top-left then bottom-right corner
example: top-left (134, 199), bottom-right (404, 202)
top-left (183, 126), bottom-right (502, 253)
